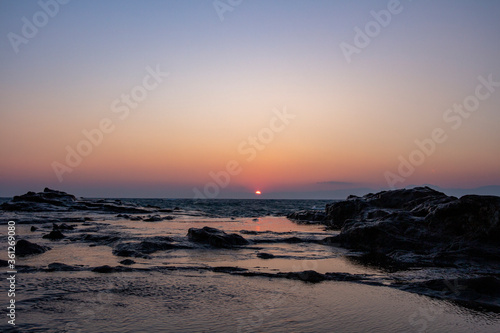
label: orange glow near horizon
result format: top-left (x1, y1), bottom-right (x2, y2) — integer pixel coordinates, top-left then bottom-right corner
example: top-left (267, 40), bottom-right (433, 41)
top-left (1, 1), bottom-right (500, 198)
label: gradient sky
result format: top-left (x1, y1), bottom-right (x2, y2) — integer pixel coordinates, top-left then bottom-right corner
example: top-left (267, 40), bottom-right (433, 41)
top-left (1, 0), bottom-right (499, 198)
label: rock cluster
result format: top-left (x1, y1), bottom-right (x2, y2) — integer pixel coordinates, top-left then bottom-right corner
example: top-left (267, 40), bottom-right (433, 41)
top-left (290, 187), bottom-right (500, 266)
top-left (187, 226), bottom-right (249, 248)
top-left (1, 188), bottom-right (149, 213)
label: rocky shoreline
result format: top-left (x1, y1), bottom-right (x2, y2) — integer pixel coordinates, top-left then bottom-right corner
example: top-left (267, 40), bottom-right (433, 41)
top-left (2, 187), bottom-right (500, 312)
top-left (288, 187), bottom-right (500, 265)
top-left (288, 186), bottom-right (500, 310)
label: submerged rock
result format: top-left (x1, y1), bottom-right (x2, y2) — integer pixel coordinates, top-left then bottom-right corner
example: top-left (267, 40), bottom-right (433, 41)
top-left (78, 234), bottom-right (120, 246)
top-left (212, 266), bottom-right (248, 273)
top-left (257, 252), bottom-right (275, 259)
top-left (187, 227), bottom-right (249, 248)
top-left (112, 237), bottom-right (180, 258)
top-left (112, 248), bottom-right (151, 259)
top-left (17, 239), bottom-right (50, 256)
top-left (46, 263), bottom-right (82, 271)
top-left (143, 215), bottom-right (174, 222)
top-left (404, 276), bottom-right (500, 310)
top-left (119, 259), bottom-right (136, 265)
top-left (92, 265), bottom-right (133, 273)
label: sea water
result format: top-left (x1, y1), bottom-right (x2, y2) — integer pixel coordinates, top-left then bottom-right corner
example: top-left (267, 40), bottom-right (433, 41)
top-left (0, 199), bottom-right (499, 332)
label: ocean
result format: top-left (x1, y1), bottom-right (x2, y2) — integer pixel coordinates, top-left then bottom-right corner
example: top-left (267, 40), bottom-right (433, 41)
top-left (1, 198), bottom-right (499, 332)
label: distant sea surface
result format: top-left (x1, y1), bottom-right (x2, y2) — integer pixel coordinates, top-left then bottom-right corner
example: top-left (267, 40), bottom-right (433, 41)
top-left (131, 198), bottom-right (333, 217)
top-left (0, 197), bottom-right (333, 218)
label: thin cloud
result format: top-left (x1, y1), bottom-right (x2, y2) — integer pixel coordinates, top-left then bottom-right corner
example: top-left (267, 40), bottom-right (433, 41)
top-left (317, 181), bottom-right (356, 186)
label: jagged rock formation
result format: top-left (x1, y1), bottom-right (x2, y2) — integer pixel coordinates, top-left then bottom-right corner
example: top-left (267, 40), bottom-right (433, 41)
top-left (1, 187), bottom-right (149, 213)
top-left (289, 187), bottom-right (500, 266)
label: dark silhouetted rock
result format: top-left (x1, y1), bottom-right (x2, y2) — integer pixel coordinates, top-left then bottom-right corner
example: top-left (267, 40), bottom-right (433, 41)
top-left (30, 226), bottom-right (38, 232)
top-left (142, 215), bottom-right (174, 222)
top-left (17, 239), bottom-right (50, 256)
top-left (1, 188), bottom-right (151, 213)
top-left (52, 223), bottom-right (74, 230)
top-left (287, 210), bottom-right (326, 223)
top-left (187, 227), bottom-right (248, 248)
top-left (119, 259), bottom-right (136, 265)
top-left (92, 265), bottom-right (115, 273)
top-left (42, 230), bottom-right (65, 240)
top-left (47, 263), bottom-right (81, 271)
top-left (92, 265), bottom-right (132, 273)
top-left (80, 234), bottom-right (120, 245)
top-left (144, 215), bottom-right (163, 222)
top-left (135, 239), bottom-right (176, 254)
top-left (257, 252), bottom-right (275, 259)
top-left (283, 237), bottom-right (303, 243)
top-left (113, 248), bottom-right (151, 259)
top-left (286, 270), bottom-right (326, 283)
top-left (288, 187), bottom-right (500, 268)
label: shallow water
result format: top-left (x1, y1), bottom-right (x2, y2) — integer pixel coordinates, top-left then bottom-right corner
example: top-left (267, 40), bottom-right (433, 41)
top-left (1, 199), bottom-right (500, 332)
top-left (7, 270), bottom-right (500, 333)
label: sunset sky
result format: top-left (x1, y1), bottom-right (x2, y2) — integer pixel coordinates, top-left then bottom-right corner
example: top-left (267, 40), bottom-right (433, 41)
top-left (1, 0), bottom-right (499, 198)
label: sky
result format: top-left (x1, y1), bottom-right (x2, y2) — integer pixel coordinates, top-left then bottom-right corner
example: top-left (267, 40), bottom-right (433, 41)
top-left (0, 0), bottom-right (499, 199)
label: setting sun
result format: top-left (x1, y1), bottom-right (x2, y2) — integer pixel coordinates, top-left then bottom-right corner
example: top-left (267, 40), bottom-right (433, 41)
top-left (255, 190), bottom-right (262, 195)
